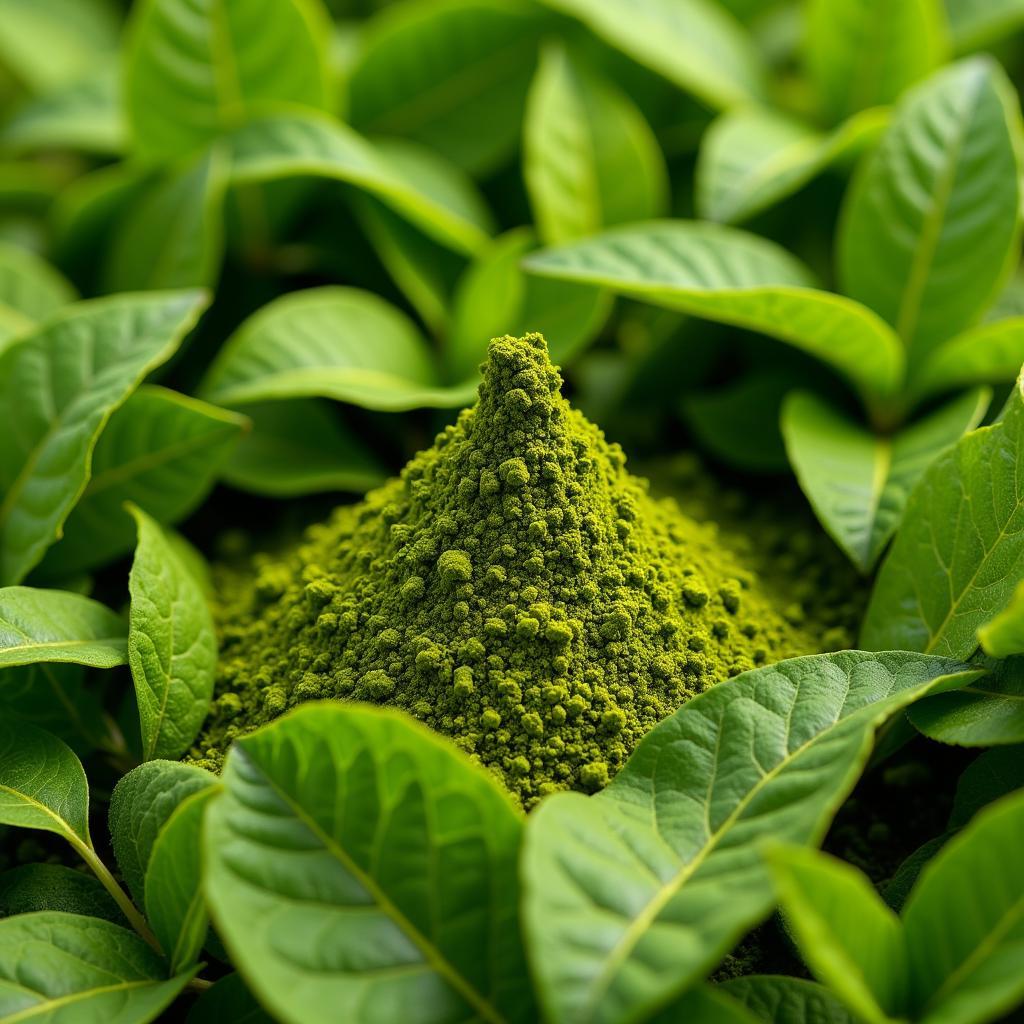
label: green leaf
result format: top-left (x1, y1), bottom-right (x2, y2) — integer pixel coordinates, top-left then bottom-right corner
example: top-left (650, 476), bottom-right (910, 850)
top-left (186, 973), bottom-right (274, 1023)
top-left (648, 985), bottom-right (760, 1023)
top-left (104, 149), bottom-right (228, 293)
top-left (225, 111), bottom-right (490, 255)
top-left (911, 317), bottom-right (1024, 403)
top-left (979, 579), bottom-right (1024, 657)
top-left (447, 227), bottom-right (611, 384)
top-left (204, 702), bottom-right (535, 1024)
top-left (0, 240), bottom-right (76, 348)
top-left (945, 0), bottom-right (1024, 50)
top-left (903, 790), bottom-right (1024, 1023)
top-left (223, 399), bottom-right (386, 497)
top-left (36, 386), bottom-right (246, 578)
top-left (950, 744), bottom-right (1024, 827)
top-left (537, 0), bottom-right (765, 110)
top-left (838, 58), bottom-right (1023, 366)
top-left (524, 222), bottom-right (905, 405)
top-left (720, 975), bottom-right (859, 1024)
top-left (908, 657), bottom-right (1024, 746)
top-left (127, 505), bottom-right (217, 761)
top-left (347, 0), bottom-right (545, 176)
top-left (200, 286), bottom-right (473, 410)
top-left (109, 760), bottom-right (216, 909)
top-left (782, 388), bottom-right (990, 572)
top-left (805, 0), bottom-right (947, 124)
top-left (696, 106), bottom-right (887, 225)
top-left (862, 371), bottom-right (1024, 657)
top-left (0, 911), bottom-right (192, 1023)
top-left (123, 0), bottom-right (331, 159)
top-left (0, 586), bottom-right (126, 669)
top-left (767, 845), bottom-right (905, 1024)
top-left (521, 651), bottom-right (976, 1024)
top-left (145, 787), bottom-right (217, 973)
top-left (523, 43), bottom-right (666, 244)
top-left (0, 290), bottom-right (209, 585)
top-left (0, 716), bottom-right (90, 847)
top-left (0, 863), bottom-right (123, 924)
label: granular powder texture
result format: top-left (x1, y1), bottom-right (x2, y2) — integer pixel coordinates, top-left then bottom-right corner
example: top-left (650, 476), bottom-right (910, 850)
top-left (194, 335), bottom-right (822, 804)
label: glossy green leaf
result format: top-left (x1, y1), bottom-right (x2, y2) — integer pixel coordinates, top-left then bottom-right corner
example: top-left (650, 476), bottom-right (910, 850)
top-left (127, 505), bottom-right (217, 761)
top-left (0, 863), bottom-right (123, 924)
top-left (145, 787), bottom-right (217, 973)
top-left (223, 400), bottom-right (385, 497)
top-left (862, 371), bottom-right (1024, 657)
top-left (521, 651), bottom-right (976, 1024)
top-left (838, 58), bottom-right (1023, 365)
top-left (524, 222), bottom-right (905, 404)
top-left (768, 845), bottom-right (905, 1024)
top-left (782, 388), bottom-right (989, 572)
top-left (0, 241), bottom-right (76, 348)
top-left (908, 657), bottom-right (1024, 746)
top-left (124, 0), bottom-right (331, 159)
top-left (0, 911), bottom-right (192, 1023)
top-left (225, 111), bottom-right (490, 255)
top-left (720, 976), bottom-right (859, 1024)
top-left (979, 580), bottom-right (1024, 657)
top-left (109, 760), bottom-right (216, 910)
top-left (945, 0), bottom-right (1024, 50)
top-left (649, 985), bottom-right (760, 1023)
top-left (348, 0), bottom-right (545, 176)
top-left (538, 0), bottom-right (765, 109)
top-left (204, 703), bottom-right (535, 1024)
top-left (36, 386), bottom-right (247, 578)
top-left (201, 286), bottom-right (472, 410)
top-left (911, 317), bottom-right (1024, 403)
top-left (523, 43), bottom-right (666, 244)
top-left (186, 973), bottom-right (274, 1024)
top-left (447, 227), bottom-right (611, 384)
top-left (0, 586), bottom-right (125, 669)
top-left (696, 106), bottom-right (887, 225)
top-left (949, 744), bottom-right (1024, 827)
top-left (105, 149), bottom-right (228, 293)
top-left (0, 290), bottom-right (208, 585)
top-left (805, 0), bottom-right (947, 124)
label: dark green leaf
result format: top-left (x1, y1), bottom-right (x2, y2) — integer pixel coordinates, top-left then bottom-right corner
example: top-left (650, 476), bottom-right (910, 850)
top-left (186, 973), bottom-right (274, 1024)
top-left (949, 744), bottom-right (1024, 826)
top-left (978, 579), bottom-right (1024, 657)
top-left (0, 241), bottom-right (76, 348)
top-left (721, 975), bottom-right (859, 1024)
top-left (0, 863), bottom-right (123, 924)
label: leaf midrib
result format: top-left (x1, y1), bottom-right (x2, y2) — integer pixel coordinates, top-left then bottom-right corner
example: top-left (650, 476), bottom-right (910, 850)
top-left (3, 977), bottom-right (163, 1023)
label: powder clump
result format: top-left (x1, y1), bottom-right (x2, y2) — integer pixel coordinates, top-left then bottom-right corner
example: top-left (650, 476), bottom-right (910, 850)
top-left (195, 335), bottom-right (821, 804)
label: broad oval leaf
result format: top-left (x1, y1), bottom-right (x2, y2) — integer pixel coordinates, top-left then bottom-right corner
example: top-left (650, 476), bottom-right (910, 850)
top-left (537, 0), bottom-right (765, 110)
top-left (124, 0), bottom-right (331, 159)
top-left (696, 106), bottom-right (887, 225)
top-left (839, 58), bottom-right (1023, 364)
top-left (720, 975), bottom-right (859, 1024)
top-left (0, 862), bottom-right (124, 924)
top-left (521, 651), bottom-right (976, 1024)
top-left (0, 289), bottom-right (209, 585)
top-left (0, 241), bottom-right (76, 348)
top-left (805, 0), bottom-right (947, 124)
top-left (200, 286), bottom-right (474, 410)
top-left (979, 579), bottom-right (1024, 657)
top-left (782, 388), bottom-right (990, 573)
top-left (0, 586), bottom-right (126, 669)
top-left (0, 716), bottom-right (90, 848)
top-left (348, 0), bottom-right (545, 176)
top-left (36, 386), bottom-right (247, 579)
top-left (523, 43), bottom-right (667, 244)
top-left (145, 787), bottom-right (218, 973)
top-left (862, 371), bottom-right (1024, 657)
top-left (204, 702), bottom-right (535, 1024)
top-left (524, 222), bottom-right (905, 405)
top-left (949, 743), bottom-right (1024, 828)
top-left (127, 505), bottom-right (217, 761)
top-left (109, 760), bottom-right (216, 909)
top-left (225, 111), bottom-right (490, 255)
top-left (0, 911), bottom-right (192, 1023)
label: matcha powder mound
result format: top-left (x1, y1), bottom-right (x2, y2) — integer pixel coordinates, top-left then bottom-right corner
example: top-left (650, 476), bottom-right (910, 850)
top-left (195, 335), bottom-right (824, 804)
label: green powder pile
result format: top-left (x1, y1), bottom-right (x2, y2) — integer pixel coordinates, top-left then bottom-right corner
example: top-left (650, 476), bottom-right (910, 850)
top-left (194, 335), bottom-right (824, 804)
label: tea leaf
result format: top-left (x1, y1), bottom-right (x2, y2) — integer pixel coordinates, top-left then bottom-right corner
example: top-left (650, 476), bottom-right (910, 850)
top-left (523, 43), bottom-right (666, 244)
top-left (124, 0), bottom-right (331, 158)
top-left (720, 976), bottom-right (859, 1024)
top-left (0, 587), bottom-right (125, 669)
top-left (205, 703), bottom-right (535, 1024)
top-left (0, 241), bottom-right (76, 347)
top-left (949, 744), bottom-right (1024, 827)
top-left (0, 911), bottom-right (192, 1023)
top-left (0, 863), bottom-right (123, 924)
top-left (979, 580), bottom-right (1024, 657)
top-left (782, 388), bottom-right (989, 572)
top-left (127, 505), bottom-right (217, 761)
top-left (521, 651), bottom-right (976, 1024)
top-left (839, 58), bottom-right (1023, 365)
top-left (0, 290), bottom-right (209, 585)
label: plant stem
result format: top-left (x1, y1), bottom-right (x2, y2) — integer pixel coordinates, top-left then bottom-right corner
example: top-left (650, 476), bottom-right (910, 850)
top-left (187, 977), bottom-right (214, 993)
